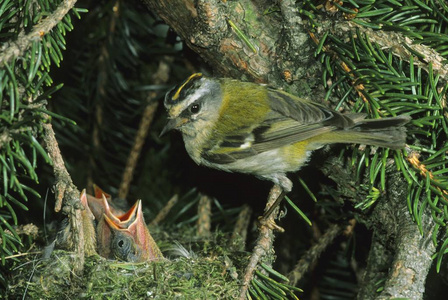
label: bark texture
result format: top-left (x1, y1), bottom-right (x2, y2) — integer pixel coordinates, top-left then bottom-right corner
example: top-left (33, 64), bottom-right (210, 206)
top-left (143, 0), bottom-right (323, 97)
top-left (322, 158), bottom-right (435, 300)
top-left (360, 172), bottom-right (435, 300)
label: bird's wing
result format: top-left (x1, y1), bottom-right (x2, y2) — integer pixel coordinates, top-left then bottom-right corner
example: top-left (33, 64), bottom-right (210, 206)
top-left (201, 89), bottom-right (353, 164)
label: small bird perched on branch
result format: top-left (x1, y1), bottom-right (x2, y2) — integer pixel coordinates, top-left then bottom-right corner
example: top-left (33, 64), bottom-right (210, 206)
top-left (161, 73), bottom-right (410, 201)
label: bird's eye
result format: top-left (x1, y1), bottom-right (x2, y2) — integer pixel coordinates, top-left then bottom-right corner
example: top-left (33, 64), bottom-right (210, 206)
top-left (190, 103), bottom-right (201, 114)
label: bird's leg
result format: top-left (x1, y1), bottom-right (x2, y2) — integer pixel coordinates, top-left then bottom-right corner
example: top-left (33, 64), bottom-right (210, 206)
top-left (261, 189), bottom-right (286, 220)
top-left (257, 174), bottom-right (292, 231)
top-left (258, 189), bottom-right (286, 232)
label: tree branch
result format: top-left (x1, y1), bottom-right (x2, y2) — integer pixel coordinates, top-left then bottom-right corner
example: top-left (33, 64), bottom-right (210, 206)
top-left (371, 174), bottom-right (436, 300)
top-left (321, 156), bottom-right (436, 299)
top-left (377, 213), bottom-right (435, 299)
top-left (42, 121), bottom-right (88, 273)
top-left (318, 19), bottom-right (448, 81)
top-left (0, 0), bottom-right (78, 67)
top-left (142, 0), bottom-right (323, 97)
top-left (287, 223), bottom-right (344, 286)
top-left (239, 185), bottom-right (282, 299)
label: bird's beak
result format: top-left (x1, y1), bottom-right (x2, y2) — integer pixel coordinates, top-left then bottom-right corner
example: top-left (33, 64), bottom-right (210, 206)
top-left (160, 117), bottom-right (188, 137)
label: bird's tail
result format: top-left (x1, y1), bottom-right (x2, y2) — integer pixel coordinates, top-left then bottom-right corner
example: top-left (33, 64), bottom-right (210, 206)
top-left (322, 115), bottom-right (411, 149)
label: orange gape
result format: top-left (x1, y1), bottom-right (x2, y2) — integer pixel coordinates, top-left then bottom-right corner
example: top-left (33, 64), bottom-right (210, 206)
top-left (79, 186), bottom-right (163, 262)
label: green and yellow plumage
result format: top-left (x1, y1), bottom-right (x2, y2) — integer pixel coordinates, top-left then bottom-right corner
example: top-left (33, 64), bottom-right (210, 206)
top-left (162, 73), bottom-right (411, 192)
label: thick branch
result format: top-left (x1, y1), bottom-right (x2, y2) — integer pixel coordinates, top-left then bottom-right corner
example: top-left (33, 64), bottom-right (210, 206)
top-left (358, 172), bottom-right (436, 299)
top-left (279, 0), bottom-right (309, 55)
top-left (357, 231), bottom-right (394, 299)
top-left (142, 0), bottom-right (322, 97)
top-left (143, 0), bottom-right (270, 81)
top-left (374, 198), bottom-right (435, 299)
top-left (378, 222), bottom-right (434, 299)
top-left (321, 157), bottom-right (436, 299)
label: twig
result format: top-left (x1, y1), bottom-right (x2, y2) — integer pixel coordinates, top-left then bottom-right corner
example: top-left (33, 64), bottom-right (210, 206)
top-left (407, 151), bottom-right (448, 202)
top-left (197, 194), bottom-right (212, 238)
top-left (356, 24), bottom-right (447, 80)
top-left (42, 122), bottom-right (86, 273)
top-left (0, 128), bottom-right (33, 149)
top-left (5, 252), bottom-right (42, 260)
top-left (118, 102), bottom-right (158, 198)
top-left (239, 185), bottom-right (282, 299)
top-left (0, 0), bottom-right (78, 67)
top-left (287, 223), bottom-right (344, 286)
top-left (42, 123), bottom-right (74, 213)
top-left (230, 205), bottom-right (252, 251)
top-left (149, 194), bottom-right (178, 226)
top-left (323, 20), bottom-right (448, 80)
top-left (118, 60), bottom-right (171, 199)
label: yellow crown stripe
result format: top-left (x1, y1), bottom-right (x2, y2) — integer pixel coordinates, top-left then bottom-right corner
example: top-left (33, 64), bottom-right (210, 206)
top-left (172, 73), bottom-right (203, 101)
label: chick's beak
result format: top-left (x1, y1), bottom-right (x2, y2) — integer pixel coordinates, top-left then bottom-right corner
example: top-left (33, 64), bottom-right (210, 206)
top-left (160, 117), bottom-right (188, 137)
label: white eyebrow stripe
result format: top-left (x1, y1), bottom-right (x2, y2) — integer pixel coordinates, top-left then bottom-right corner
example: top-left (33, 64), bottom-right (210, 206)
top-left (183, 79), bottom-right (211, 107)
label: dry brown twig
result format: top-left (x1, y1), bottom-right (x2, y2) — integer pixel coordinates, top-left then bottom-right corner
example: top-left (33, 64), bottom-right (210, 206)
top-left (230, 205), bottom-right (252, 251)
top-left (118, 60), bottom-right (171, 199)
top-left (287, 223), bottom-right (345, 286)
top-left (197, 194), bottom-right (212, 238)
top-left (150, 194), bottom-right (179, 226)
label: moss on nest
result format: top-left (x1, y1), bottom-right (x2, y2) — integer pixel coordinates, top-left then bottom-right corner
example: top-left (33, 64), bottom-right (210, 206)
top-left (7, 236), bottom-right (247, 299)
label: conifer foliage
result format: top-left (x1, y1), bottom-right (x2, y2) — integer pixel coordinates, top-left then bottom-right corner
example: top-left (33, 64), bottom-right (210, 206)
top-left (1, 0), bottom-right (448, 298)
top-left (0, 0), bottom-right (82, 286)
